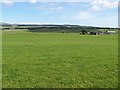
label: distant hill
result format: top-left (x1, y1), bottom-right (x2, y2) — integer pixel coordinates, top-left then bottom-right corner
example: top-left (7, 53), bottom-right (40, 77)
top-left (1, 22), bottom-right (118, 33)
top-left (0, 22), bottom-right (12, 26)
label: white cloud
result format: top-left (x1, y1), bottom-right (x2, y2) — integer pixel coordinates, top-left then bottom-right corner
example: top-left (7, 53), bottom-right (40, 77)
top-left (18, 22), bottom-right (66, 25)
top-left (37, 5), bottom-right (46, 10)
top-left (1, 0), bottom-right (13, 6)
top-left (90, 0), bottom-right (118, 11)
top-left (74, 11), bottom-right (94, 20)
top-left (30, 0), bottom-right (37, 4)
top-left (50, 6), bottom-right (63, 10)
top-left (19, 22), bottom-right (42, 24)
top-left (74, 12), bottom-right (117, 28)
top-left (38, 0), bottom-right (91, 2)
top-left (37, 5), bottom-right (63, 11)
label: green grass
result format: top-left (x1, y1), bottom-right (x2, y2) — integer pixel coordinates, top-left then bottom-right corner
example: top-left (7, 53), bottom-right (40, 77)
top-left (2, 31), bottom-right (118, 88)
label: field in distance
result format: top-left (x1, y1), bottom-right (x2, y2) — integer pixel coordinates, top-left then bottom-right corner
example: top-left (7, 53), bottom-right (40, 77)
top-left (2, 31), bottom-right (118, 88)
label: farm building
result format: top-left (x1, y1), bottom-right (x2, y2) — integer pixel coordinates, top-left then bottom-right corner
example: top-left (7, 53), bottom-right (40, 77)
top-left (107, 31), bottom-right (116, 34)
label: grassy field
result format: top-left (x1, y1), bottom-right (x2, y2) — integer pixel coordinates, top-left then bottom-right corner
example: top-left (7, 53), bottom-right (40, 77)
top-left (2, 31), bottom-right (118, 88)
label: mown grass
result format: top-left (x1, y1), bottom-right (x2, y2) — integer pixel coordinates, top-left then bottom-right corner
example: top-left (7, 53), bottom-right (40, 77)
top-left (2, 31), bottom-right (118, 88)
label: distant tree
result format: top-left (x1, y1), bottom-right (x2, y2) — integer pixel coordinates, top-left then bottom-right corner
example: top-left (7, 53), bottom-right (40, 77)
top-left (82, 30), bottom-right (87, 35)
top-left (90, 32), bottom-right (96, 35)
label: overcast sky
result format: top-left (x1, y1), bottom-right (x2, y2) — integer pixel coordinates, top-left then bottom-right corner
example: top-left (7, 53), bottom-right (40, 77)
top-left (1, 0), bottom-right (119, 27)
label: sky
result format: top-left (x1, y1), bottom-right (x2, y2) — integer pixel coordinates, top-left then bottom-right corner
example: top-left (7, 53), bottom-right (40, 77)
top-left (0, 0), bottom-right (119, 28)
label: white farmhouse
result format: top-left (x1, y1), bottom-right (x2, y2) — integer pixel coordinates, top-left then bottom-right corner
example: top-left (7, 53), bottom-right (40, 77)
top-left (107, 31), bottom-right (116, 34)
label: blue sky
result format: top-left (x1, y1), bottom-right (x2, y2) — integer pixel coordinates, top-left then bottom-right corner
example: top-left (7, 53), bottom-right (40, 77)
top-left (1, 0), bottom-right (119, 27)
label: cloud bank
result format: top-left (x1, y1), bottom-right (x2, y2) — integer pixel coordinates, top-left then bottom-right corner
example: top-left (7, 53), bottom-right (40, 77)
top-left (90, 0), bottom-right (118, 10)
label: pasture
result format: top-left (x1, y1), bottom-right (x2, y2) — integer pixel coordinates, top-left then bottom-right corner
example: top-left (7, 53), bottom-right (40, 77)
top-left (2, 31), bottom-right (118, 88)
